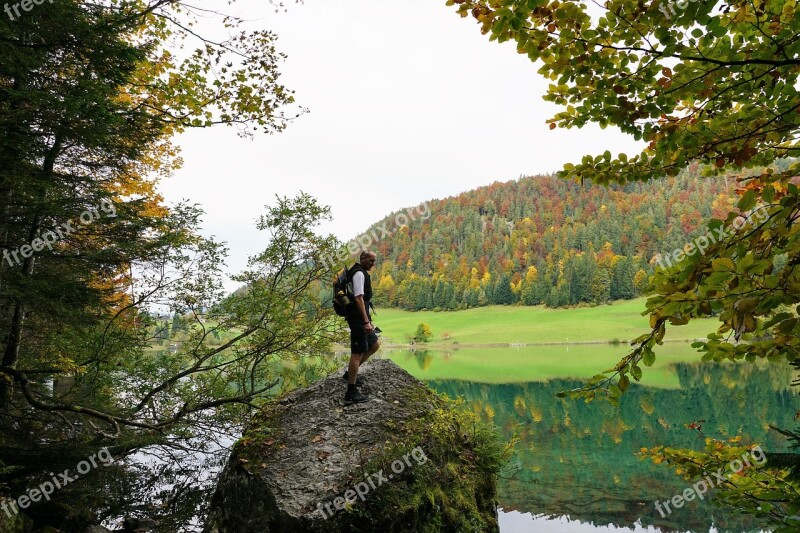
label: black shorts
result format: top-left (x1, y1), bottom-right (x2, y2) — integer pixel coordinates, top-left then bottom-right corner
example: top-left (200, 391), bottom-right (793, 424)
top-left (347, 318), bottom-right (379, 354)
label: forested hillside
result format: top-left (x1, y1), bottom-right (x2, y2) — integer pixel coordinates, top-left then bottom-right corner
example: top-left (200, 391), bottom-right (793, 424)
top-left (357, 163), bottom-right (758, 310)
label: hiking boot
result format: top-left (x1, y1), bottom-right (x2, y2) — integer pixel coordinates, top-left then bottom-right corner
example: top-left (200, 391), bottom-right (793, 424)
top-left (344, 388), bottom-right (370, 405)
top-left (342, 371), bottom-right (366, 386)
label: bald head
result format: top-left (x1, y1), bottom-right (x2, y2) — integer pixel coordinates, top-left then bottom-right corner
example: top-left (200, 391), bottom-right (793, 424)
top-left (359, 251), bottom-right (377, 270)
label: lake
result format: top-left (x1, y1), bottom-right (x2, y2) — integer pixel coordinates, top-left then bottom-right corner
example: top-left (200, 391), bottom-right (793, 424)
top-left (386, 344), bottom-right (797, 532)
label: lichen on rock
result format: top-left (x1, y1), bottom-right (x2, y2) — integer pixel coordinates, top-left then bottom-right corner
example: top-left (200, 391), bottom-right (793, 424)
top-left (203, 359), bottom-right (504, 532)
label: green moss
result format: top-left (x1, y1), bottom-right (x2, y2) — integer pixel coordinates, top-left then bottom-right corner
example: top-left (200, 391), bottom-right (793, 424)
top-left (332, 389), bottom-right (510, 532)
top-left (232, 402), bottom-right (283, 468)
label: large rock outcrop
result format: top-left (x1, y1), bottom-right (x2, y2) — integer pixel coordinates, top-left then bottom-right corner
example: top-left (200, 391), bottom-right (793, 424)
top-left (203, 359), bottom-right (500, 532)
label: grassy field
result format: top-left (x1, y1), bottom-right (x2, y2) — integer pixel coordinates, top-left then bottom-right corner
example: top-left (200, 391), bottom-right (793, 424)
top-left (373, 297), bottom-right (720, 346)
top-left (362, 298), bottom-right (725, 387)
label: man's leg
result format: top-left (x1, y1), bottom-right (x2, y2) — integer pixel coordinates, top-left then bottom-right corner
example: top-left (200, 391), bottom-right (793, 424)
top-left (348, 352), bottom-right (363, 384)
top-left (360, 339), bottom-right (380, 365)
top-left (343, 319), bottom-right (367, 384)
top-left (345, 351), bottom-right (369, 404)
top-left (344, 322), bottom-right (369, 404)
top-left (349, 333), bottom-right (380, 383)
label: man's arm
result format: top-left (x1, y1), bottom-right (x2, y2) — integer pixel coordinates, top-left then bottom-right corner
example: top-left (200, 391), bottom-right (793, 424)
top-left (351, 271), bottom-right (374, 331)
top-left (354, 295), bottom-right (373, 331)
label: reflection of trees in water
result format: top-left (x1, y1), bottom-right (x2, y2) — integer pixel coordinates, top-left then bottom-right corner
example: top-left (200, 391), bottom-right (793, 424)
top-left (89, 426), bottom-right (235, 532)
top-left (414, 350), bottom-right (433, 370)
top-left (94, 367), bottom-right (332, 531)
top-left (429, 361), bottom-right (797, 532)
top-left (119, 434), bottom-right (233, 531)
top-left (9, 422), bottom-right (236, 533)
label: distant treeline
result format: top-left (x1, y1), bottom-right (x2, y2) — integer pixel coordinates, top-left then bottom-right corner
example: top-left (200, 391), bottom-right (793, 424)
top-left (329, 161), bottom-right (791, 310)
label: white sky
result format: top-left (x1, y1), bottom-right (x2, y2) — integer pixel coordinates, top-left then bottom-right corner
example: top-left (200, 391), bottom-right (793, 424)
top-left (159, 0), bottom-right (643, 290)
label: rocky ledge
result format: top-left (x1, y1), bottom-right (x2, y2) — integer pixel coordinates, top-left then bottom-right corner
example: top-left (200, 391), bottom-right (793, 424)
top-left (203, 359), bottom-right (502, 532)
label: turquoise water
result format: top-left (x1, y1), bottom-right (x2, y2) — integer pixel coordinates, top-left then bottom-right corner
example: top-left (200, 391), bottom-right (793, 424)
top-left (387, 348), bottom-right (796, 532)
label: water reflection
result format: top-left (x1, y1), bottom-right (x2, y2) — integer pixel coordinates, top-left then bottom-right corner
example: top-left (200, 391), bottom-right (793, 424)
top-left (387, 347), bottom-right (797, 532)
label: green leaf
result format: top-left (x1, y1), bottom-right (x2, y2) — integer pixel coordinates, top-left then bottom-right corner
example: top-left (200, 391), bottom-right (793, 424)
top-left (588, 374), bottom-right (609, 385)
top-left (711, 257), bottom-right (736, 271)
top-left (778, 318), bottom-right (798, 334)
top-left (738, 190), bottom-right (757, 211)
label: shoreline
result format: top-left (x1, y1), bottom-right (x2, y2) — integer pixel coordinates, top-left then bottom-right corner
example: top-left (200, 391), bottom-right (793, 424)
top-left (331, 338), bottom-right (706, 353)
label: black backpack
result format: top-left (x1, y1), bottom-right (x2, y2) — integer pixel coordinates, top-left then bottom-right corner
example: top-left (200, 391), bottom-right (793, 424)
top-left (332, 266), bottom-right (352, 317)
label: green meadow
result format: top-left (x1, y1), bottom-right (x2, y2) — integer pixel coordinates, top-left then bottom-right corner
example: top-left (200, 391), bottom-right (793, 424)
top-left (373, 297), bottom-right (720, 346)
top-left (360, 298), bottom-right (725, 388)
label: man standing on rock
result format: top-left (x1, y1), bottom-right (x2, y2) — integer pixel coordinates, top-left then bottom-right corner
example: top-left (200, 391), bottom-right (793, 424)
top-left (343, 250), bottom-right (380, 405)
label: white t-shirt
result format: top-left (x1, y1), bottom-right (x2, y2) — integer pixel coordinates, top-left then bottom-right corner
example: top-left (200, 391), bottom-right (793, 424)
top-left (351, 271), bottom-right (365, 297)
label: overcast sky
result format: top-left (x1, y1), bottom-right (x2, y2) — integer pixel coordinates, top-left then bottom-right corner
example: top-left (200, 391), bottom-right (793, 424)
top-left (159, 0), bottom-right (643, 289)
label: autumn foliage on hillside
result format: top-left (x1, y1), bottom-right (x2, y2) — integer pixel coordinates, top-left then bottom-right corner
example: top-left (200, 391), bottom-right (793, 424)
top-left (359, 163), bottom-right (764, 310)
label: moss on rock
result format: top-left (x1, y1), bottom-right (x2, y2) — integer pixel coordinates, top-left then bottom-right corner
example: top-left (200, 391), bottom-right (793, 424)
top-left (334, 390), bottom-right (505, 532)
